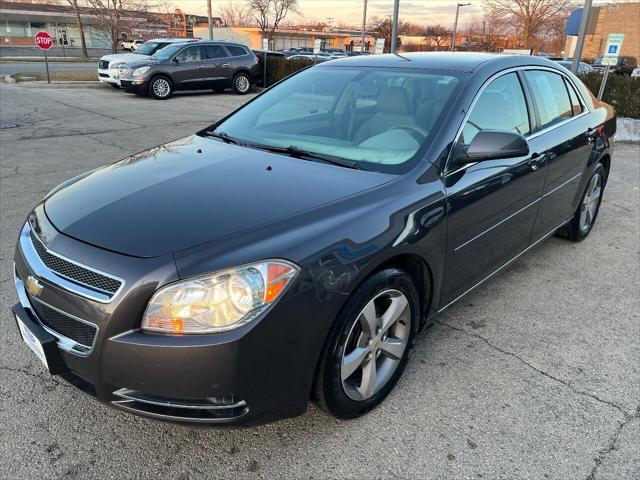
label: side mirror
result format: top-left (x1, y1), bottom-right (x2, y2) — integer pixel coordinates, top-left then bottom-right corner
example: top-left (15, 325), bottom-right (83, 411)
top-left (456, 130), bottom-right (529, 165)
top-left (172, 57), bottom-right (180, 64)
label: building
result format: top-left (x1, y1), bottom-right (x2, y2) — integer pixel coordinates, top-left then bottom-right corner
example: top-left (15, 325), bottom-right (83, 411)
top-left (564, 1), bottom-right (640, 61)
top-left (193, 25), bottom-right (377, 52)
top-left (0, 1), bottom-right (219, 48)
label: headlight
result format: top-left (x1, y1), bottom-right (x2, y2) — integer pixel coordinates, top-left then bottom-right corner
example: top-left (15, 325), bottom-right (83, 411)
top-left (109, 62), bottom-right (124, 69)
top-left (132, 66), bottom-right (150, 77)
top-left (141, 260), bottom-right (299, 334)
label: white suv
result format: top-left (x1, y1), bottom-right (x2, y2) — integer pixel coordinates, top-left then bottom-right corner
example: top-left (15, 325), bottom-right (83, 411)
top-left (98, 38), bottom-right (198, 88)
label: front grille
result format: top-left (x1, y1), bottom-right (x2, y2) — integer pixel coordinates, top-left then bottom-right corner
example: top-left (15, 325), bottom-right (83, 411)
top-left (29, 298), bottom-right (97, 348)
top-left (99, 60), bottom-right (109, 69)
top-left (29, 229), bottom-right (122, 295)
top-left (98, 73), bottom-right (109, 78)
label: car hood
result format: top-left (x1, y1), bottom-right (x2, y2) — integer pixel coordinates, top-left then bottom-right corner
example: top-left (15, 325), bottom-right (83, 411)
top-left (44, 135), bottom-right (393, 258)
top-left (100, 52), bottom-right (151, 64)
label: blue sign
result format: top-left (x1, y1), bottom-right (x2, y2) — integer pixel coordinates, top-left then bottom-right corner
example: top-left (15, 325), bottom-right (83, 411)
top-left (608, 45), bottom-right (618, 54)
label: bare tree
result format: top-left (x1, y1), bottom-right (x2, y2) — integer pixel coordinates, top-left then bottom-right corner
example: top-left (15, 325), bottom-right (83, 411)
top-left (218, 1), bottom-right (252, 27)
top-left (367, 17), bottom-right (410, 53)
top-left (86, 0), bottom-right (158, 53)
top-left (483, 0), bottom-right (573, 49)
top-left (248, 0), bottom-right (300, 46)
top-left (423, 24), bottom-right (451, 51)
top-left (63, 0), bottom-right (89, 58)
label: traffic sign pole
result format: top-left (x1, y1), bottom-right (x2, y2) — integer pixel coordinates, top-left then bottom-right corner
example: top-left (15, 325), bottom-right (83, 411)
top-left (597, 66), bottom-right (609, 101)
top-left (597, 33), bottom-right (624, 101)
top-left (44, 49), bottom-right (50, 84)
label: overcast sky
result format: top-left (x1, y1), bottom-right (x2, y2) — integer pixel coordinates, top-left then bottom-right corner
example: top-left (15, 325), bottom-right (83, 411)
top-left (172, 0), bottom-right (485, 27)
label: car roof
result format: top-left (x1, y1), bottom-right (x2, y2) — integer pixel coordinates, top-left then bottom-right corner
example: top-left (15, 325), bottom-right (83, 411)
top-left (146, 38), bottom-right (199, 43)
top-left (316, 52), bottom-right (561, 73)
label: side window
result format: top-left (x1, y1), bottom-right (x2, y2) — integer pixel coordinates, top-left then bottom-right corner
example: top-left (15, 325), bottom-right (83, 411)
top-left (206, 45), bottom-right (227, 59)
top-left (564, 78), bottom-right (583, 116)
top-left (226, 45), bottom-right (247, 57)
top-left (175, 46), bottom-right (203, 62)
top-left (524, 70), bottom-right (573, 129)
top-left (460, 72), bottom-right (530, 146)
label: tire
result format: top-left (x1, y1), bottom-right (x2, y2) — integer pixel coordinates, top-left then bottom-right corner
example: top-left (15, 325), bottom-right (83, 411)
top-left (557, 163), bottom-right (606, 242)
top-left (149, 76), bottom-right (172, 100)
top-left (314, 268), bottom-right (420, 419)
top-left (232, 72), bottom-right (251, 95)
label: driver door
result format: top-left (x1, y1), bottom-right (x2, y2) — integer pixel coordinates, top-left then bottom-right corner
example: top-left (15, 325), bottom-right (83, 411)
top-left (172, 46), bottom-right (208, 90)
top-left (440, 72), bottom-right (546, 306)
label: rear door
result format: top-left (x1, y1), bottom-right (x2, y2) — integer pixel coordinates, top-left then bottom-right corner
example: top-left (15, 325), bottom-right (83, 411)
top-left (523, 69), bottom-right (595, 241)
top-left (172, 45), bottom-right (208, 90)
top-left (441, 71), bottom-right (546, 306)
top-left (204, 44), bottom-right (234, 87)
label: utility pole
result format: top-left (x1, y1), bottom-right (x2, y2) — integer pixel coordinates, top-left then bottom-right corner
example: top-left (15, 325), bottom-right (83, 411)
top-left (361, 0), bottom-right (368, 52)
top-left (451, 3), bottom-right (470, 52)
top-left (571, 0), bottom-right (592, 74)
top-left (390, 0), bottom-right (400, 53)
top-left (207, 0), bottom-right (213, 40)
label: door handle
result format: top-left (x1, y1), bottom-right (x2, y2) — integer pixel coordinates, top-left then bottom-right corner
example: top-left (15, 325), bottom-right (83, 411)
top-left (221, 63), bottom-right (230, 67)
top-left (527, 153), bottom-right (546, 171)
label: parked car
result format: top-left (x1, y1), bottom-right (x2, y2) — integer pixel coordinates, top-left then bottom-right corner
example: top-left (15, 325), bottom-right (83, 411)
top-left (119, 39), bottom-right (144, 51)
top-left (98, 38), bottom-right (198, 88)
top-left (592, 56), bottom-right (638, 76)
top-left (632, 66), bottom-right (640, 77)
top-left (12, 53), bottom-right (615, 426)
top-left (287, 54), bottom-right (331, 63)
top-left (251, 49), bottom-right (286, 60)
top-left (118, 41), bottom-right (260, 99)
top-left (553, 60), bottom-right (593, 74)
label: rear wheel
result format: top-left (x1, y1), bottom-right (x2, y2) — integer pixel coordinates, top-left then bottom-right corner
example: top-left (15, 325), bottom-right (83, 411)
top-left (314, 268), bottom-right (420, 418)
top-left (557, 163), bottom-right (606, 241)
top-left (149, 76), bottom-right (172, 100)
top-left (232, 72), bottom-right (251, 95)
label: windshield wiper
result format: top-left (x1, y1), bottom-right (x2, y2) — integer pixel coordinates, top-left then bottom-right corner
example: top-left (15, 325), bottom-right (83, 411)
top-left (204, 130), bottom-right (243, 145)
top-left (258, 145), bottom-right (360, 170)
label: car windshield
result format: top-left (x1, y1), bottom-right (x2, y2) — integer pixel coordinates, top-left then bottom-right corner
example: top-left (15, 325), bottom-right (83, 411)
top-left (151, 43), bottom-right (184, 61)
top-left (211, 66), bottom-right (463, 173)
top-left (136, 42), bottom-right (162, 55)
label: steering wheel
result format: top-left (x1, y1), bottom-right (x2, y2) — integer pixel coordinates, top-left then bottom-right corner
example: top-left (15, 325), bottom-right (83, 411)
top-left (393, 125), bottom-right (429, 142)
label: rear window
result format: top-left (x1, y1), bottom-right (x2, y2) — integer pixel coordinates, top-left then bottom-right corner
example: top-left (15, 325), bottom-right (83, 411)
top-left (226, 45), bottom-right (248, 57)
top-left (524, 70), bottom-right (573, 129)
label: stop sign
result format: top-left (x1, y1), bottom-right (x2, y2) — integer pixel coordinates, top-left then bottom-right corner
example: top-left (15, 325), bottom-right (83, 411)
top-left (34, 31), bottom-right (53, 50)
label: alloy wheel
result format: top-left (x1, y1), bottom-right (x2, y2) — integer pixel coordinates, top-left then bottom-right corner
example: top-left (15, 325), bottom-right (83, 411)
top-left (340, 289), bottom-right (411, 401)
top-left (152, 78), bottom-right (170, 98)
top-left (235, 75), bottom-right (250, 93)
top-left (580, 172), bottom-right (602, 232)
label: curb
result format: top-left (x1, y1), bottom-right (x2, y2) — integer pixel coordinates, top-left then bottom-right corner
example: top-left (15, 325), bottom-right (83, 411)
top-left (14, 81), bottom-right (107, 89)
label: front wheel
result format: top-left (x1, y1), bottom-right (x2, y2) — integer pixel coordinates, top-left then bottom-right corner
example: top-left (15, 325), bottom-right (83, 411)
top-left (232, 72), bottom-right (251, 95)
top-left (314, 268), bottom-right (420, 419)
top-left (149, 76), bottom-right (172, 100)
top-left (558, 163), bottom-right (606, 241)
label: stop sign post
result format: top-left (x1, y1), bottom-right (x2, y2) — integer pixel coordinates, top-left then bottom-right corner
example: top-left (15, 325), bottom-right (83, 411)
top-left (34, 31), bottom-right (53, 83)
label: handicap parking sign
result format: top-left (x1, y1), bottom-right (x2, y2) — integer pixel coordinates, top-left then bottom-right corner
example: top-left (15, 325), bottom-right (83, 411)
top-left (608, 45), bottom-right (618, 54)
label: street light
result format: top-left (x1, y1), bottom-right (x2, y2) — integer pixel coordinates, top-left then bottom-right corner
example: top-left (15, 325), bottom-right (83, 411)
top-left (451, 3), bottom-right (470, 52)
top-left (390, 0), bottom-right (400, 53)
top-left (207, 0), bottom-right (213, 40)
top-left (361, 0), bottom-right (368, 52)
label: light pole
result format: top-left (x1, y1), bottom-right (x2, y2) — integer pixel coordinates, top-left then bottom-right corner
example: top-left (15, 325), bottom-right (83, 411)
top-left (571, 0), bottom-right (593, 74)
top-left (390, 0), bottom-right (400, 53)
top-left (207, 0), bottom-right (213, 40)
top-left (451, 3), bottom-right (470, 52)
top-left (361, 0), bottom-right (368, 52)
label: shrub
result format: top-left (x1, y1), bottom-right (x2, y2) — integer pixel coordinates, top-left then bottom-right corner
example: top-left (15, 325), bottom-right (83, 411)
top-left (578, 72), bottom-right (640, 119)
top-left (261, 57), bottom-right (314, 87)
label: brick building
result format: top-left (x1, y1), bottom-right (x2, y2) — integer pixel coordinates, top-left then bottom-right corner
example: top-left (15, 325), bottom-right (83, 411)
top-left (564, 1), bottom-right (640, 61)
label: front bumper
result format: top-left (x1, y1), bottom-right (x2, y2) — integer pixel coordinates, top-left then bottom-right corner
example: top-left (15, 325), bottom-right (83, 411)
top-left (97, 68), bottom-right (119, 84)
top-left (119, 78), bottom-right (148, 94)
top-left (12, 207), bottom-right (345, 426)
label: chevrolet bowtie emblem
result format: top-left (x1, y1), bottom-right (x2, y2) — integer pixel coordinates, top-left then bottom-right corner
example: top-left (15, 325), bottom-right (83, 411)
top-left (25, 275), bottom-right (43, 297)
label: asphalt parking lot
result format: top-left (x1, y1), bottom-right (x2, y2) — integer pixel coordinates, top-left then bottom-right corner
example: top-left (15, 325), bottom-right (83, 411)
top-left (0, 83), bottom-right (638, 479)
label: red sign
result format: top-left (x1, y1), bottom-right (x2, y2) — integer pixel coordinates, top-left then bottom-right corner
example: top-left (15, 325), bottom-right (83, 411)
top-left (34, 31), bottom-right (53, 50)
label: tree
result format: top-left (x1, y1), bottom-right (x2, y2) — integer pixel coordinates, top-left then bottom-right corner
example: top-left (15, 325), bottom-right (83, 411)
top-left (423, 24), bottom-right (451, 51)
top-left (368, 16), bottom-right (410, 53)
top-left (483, 0), bottom-right (573, 49)
top-left (63, 0), bottom-right (89, 58)
top-left (86, 0), bottom-right (158, 53)
top-left (218, 1), bottom-right (253, 27)
top-left (248, 0), bottom-right (300, 46)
